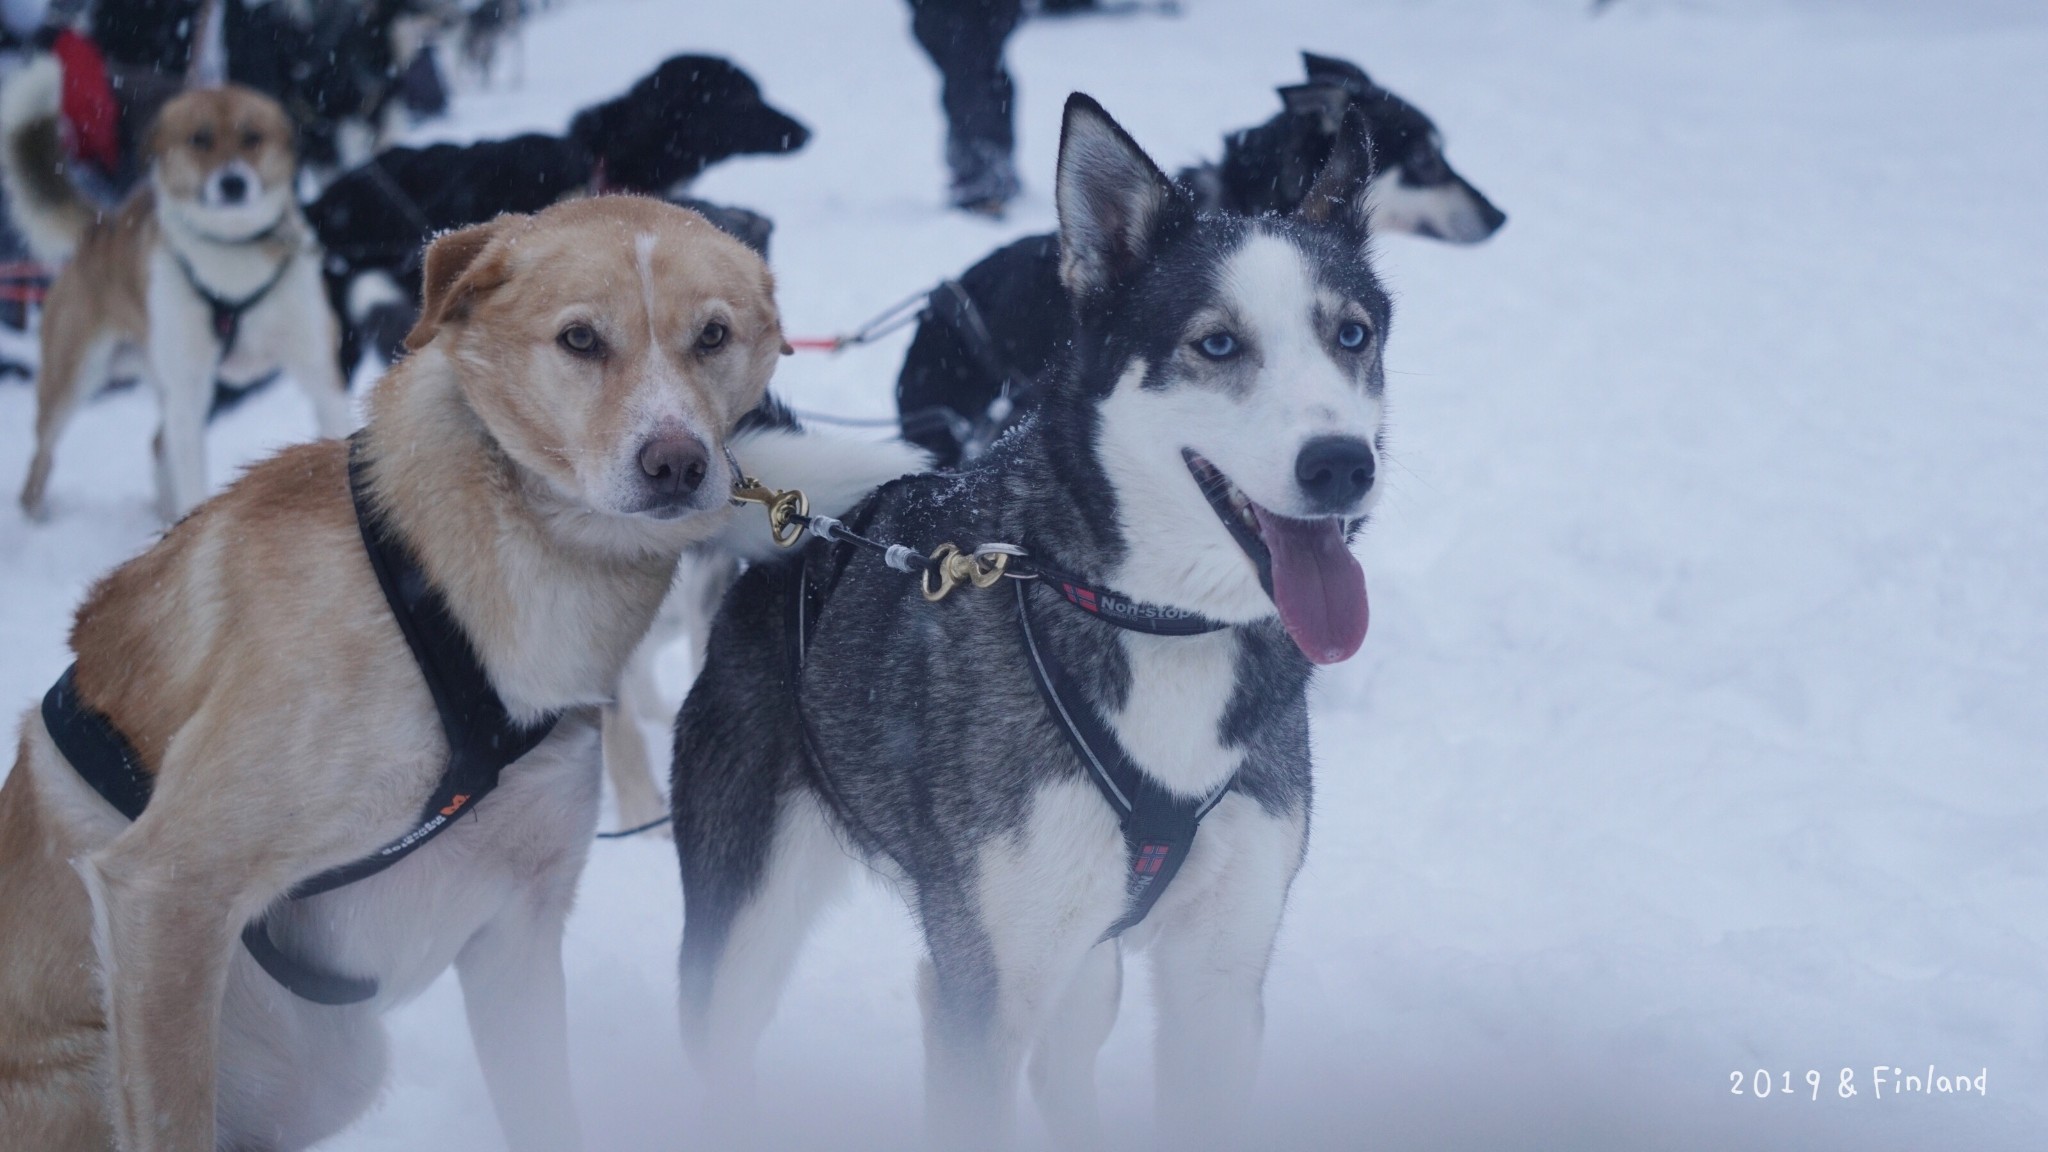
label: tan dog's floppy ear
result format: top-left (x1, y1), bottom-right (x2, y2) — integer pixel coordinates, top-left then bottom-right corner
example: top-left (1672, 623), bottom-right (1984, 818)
top-left (404, 216), bottom-right (520, 352)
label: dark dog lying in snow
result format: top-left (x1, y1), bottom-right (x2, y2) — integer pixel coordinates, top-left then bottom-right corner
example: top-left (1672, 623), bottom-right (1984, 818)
top-left (896, 51), bottom-right (1504, 466)
top-left (308, 53), bottom-right (808, 373)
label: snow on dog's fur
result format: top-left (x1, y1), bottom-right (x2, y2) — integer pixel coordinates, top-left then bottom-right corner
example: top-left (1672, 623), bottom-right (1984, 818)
top-left (669, 95), bottom-right (1389, 1150)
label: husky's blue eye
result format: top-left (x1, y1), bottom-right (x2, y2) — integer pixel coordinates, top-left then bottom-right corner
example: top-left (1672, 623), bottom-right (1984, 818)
top-left (1197, 332), bottom-right (1239, 359)
top-left (1337, 322), bottom-right (1369, 350)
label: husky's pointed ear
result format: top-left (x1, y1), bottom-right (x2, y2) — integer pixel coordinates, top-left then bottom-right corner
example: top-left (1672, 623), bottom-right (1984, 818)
top-left (404, 216), bottom-right (521, 352)
top-left (1302, 51), bottom-right (1374, 97)
top-left (1278, 83), bottom-right (1350, 134)
top-left (1295, 107), bottom-right (1376, 236)
top-left (1055, 93), bottom-right (1189, 303)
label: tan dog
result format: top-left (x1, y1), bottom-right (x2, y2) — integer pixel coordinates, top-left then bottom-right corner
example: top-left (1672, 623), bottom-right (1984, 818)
top-left (0, 196), bottom-right (916, 1151)
top-left (1, 68), bottom-right (352, 521)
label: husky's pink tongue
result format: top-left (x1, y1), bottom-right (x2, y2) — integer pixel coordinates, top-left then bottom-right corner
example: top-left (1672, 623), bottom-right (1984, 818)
top-left (1252, 506), bottom-right (1368, 664)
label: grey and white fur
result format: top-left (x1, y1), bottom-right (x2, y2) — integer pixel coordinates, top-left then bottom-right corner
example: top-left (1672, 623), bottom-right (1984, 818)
top-left (671, 93), bottom-right (1390, 1150)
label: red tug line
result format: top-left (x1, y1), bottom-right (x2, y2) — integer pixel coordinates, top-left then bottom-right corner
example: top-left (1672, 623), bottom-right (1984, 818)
top-left (0, 261), bottom-right (52, 306)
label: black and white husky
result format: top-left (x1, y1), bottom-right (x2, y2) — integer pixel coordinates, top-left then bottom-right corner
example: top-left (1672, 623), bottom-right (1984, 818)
top-left (897, 50), bottom-right (1500, 468)
top-left (671, 94), bottom-right (1387, 1149)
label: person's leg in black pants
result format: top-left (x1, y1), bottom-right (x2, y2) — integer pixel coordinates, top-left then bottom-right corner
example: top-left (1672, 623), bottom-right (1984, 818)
top-left (909, 0), bottom-right (1023, 215)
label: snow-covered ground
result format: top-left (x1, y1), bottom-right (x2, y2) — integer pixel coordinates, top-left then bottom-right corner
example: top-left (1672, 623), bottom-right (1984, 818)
top-left (3, 0), bottom-right (2044, 1148)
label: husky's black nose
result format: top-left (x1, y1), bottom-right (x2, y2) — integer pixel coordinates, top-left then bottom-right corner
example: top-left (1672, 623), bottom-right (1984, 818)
top-left (218, 172), bottom-right (248, 203)
top-left (1468, 179), bottom-right (1508, 237)
top-left (639, 432), bottom-right (709, 499)
top-left (1295, 436), bottom-right (1376, 512)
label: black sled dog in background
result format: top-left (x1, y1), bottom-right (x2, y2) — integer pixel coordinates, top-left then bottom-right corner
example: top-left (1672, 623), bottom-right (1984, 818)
top-left (672, 94), bottom-right (1387, 1149)
top-left (897, 50), bottom-right (1499, 465)
top-left (307, 54), bottom-right (809, 375)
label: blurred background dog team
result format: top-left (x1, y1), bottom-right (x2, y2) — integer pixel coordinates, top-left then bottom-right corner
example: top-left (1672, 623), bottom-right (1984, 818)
top-left (0, 0), bottom-right (1508, 835)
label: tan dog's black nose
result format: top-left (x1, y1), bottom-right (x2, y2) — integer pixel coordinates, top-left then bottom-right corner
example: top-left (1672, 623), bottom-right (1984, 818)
top-left (639, 432), bottom-right (709, 498)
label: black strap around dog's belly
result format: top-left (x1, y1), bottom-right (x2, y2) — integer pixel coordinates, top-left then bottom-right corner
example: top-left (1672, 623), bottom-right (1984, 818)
top-left (1015, 579), bottom-right (1234, 938)
top-left (39, 434), bottom-right (555, 1006)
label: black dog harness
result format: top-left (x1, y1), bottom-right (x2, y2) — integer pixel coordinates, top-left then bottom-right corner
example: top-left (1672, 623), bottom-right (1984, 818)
top-left (1012, 578), bottom-right (1234, 937)
top-left (158, 222), bottom-right (298, 420)
top-left (41, 435), bottom-right (555, 1005)
top-left (781, 500), bottom-right (1236, 938)
top-left (171, 240), bottom-right (295, 362)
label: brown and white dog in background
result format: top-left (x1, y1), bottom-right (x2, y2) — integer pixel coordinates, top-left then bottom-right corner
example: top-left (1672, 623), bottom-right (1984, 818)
top-left (0, 196), bottom-right (918, 1151)
top-left (0, 64), bottom-right (352, 521)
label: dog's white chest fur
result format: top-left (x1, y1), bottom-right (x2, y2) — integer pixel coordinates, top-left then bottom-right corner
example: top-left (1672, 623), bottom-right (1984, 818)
top-left (150, 234), bottom-right (313, 383)
top-left (275, 715), bottom-right (603, 1000)
top-left (1106, 628), bottom-right (1242, 799)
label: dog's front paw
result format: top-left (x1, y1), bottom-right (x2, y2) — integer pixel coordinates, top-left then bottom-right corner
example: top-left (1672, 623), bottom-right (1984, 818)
top-left (20, 453), bottom-right (55, 521)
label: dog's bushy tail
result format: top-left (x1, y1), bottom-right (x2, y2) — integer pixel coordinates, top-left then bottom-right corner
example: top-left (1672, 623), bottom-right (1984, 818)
top-left (719, 407), bottom-right (930, 562)
top-left (0, 55), bottom-right (94, 265)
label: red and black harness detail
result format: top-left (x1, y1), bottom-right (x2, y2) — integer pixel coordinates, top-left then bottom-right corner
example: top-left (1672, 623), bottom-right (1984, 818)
top-left (1014, 577), bottom-right (1234, 938)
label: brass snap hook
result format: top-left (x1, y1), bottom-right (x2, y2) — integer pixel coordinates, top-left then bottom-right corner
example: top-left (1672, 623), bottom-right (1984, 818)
top-left (765, 489), bottom-right (808, 548)
top-left (730, 475), bottom-right (809, 549)
top-left (923, 544), bottom-right (1010, 601)
top-left (923, 543), bottom-right (964, 601)
top-left (968, 549), bottom-right (1009, 588)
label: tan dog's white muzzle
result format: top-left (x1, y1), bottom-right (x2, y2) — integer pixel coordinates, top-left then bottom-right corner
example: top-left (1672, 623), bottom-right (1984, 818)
top-left (206, 161), bottom-right (260, 208)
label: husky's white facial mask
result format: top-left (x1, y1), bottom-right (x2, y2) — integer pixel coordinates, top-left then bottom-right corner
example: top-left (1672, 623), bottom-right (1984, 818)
top-left (1054, 96), bottom-right (1388, 664)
